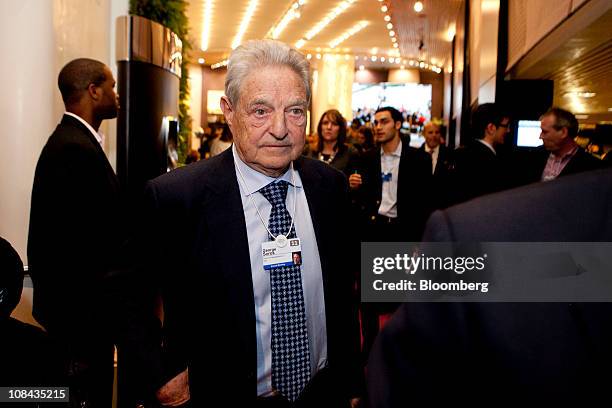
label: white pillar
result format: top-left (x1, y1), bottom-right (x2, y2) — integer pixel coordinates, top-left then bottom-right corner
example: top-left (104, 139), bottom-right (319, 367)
top-left (0, 0), bottom-right (56, 261)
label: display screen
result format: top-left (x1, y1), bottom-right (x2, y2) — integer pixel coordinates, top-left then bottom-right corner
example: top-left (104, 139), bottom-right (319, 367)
top-left (516, 120), bottom-right (543, 147)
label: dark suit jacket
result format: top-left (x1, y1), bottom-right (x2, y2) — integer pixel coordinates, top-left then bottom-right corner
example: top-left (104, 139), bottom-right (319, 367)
top-left (419, 143), bottom-right (455, 209)
top-left (522, 146), bottom-right (603, 184)
top-left (452, 140), bottom-right (509, 204)
top-left (367, 168), bottom-right (612, 406)
top-left (28, 114), bottom-right (123, 336)
top-left (353, 139), bottom-right (433, 241)
top-left (133, 148), bottom-right (362, 404)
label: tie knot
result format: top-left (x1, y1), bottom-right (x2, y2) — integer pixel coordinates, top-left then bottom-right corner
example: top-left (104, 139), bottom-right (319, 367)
top-left (259, 180), bottom-right (289, 207)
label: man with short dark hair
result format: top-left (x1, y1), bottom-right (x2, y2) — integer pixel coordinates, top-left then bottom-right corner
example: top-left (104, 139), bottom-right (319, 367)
top-left (535, 107), bottom-right (602, 181)
top-left (349, 106), bottom-right (432, 361)
top-left (452, 103), bottom-right (511, 203)
top-left (28, 58), bottom-right (122, 407)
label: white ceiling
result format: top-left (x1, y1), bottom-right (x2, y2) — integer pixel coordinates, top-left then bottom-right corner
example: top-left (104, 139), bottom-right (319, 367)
top-left (186, 0), bottom-right (462, 68)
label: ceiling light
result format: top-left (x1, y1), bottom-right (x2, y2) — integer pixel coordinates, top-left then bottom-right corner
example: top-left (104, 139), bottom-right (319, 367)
top-left (389, 30), bottom-right (395, 37)
top-left (575, 114), bottom-right (589, 119)
top-left (381, 5), bottom-right (388, 12)
top-left (389, 57), bottom-right (394, 63)
top-left (564, 91), bottom-right (596, 98)
top-left (371, 55), bottom-right (377, 61)
top-left (200, 0), bottom-right (213, 51)
top-left (391, 37), bottom-right (397, 42)
top-left (393, 43), bottom-right (398, 48)
top-left (306, 53), bottom-right (312, 59)
top-left (198, 57), bottom-right (205, 64)
top-left (211, 59), bottom-right (228, 69)
top-left (232, 0), bottom-right (259, 49)
top-left (359, 65), bottom-right (365, 70)
top-left (384, 15), bottom-right (391, 21)
top-left (381, 56), bottom-right (386, 62)
top-left (386, 23), bottom-right (393, 29)
top-left (329, 21), bottom-right (369, 48)
top-left (414, 1), bottom-right (424, 13)
top-left (296, 0), bottom-right (356, 48)
top-left (270, 1), bottom-right (305, 39)
top-left (608, 108), bottom-right (612, 112)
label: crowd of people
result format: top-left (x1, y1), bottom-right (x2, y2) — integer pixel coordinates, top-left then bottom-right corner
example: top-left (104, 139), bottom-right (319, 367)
top-left (2, 38), bottom-right (612, 408)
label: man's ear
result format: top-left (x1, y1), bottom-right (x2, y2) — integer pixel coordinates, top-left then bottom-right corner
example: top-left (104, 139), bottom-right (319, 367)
top-left (560, 127), bottom-right (569, 140)
top-left (395, 121), bottom-right (402, 131)
top-left (220, 96), bottom-right (234, 126)
top-left (87, 83), bottom-right (101, 101)
top-left (486, 122), bottom-right (497, 136)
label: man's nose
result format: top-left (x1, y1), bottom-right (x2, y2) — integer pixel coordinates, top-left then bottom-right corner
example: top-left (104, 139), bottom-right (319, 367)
top-left (270, 111), bottom-right (288, 139)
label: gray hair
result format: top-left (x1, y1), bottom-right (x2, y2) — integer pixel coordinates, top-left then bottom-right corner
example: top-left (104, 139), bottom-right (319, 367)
top-left (225, 39), bottom-right (311, 106)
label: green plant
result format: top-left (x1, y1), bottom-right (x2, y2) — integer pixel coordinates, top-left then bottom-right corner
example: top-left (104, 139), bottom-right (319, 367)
top-left (130, 0), bottom-right (192, 164)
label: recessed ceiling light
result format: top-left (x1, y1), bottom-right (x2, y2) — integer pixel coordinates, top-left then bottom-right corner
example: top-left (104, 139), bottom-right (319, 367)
top-left (381, 5), bottom-right (388, 12)
top-left (384, 15), bottom-right (391, 21)
top-left (414, 1), bottom-right (424, 13)
top-left (393, 43), bottom-right (399, 48)
top-left (198, 58), bottom-right (205, 64)
top-left (387, 23), bottom-right (393, 29)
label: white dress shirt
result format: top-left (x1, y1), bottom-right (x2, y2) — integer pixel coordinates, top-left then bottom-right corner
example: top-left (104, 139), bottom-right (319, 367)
top-left (64, 111), bottom-right (103, 145)
top-left (378, 139), bottom-right (402, 218)
top-left (476, 138), bottom-right (496, 155)
top-left (424, 144), bottom-right (440, 175)
top-left (232, 145), bottom-right (328, 396)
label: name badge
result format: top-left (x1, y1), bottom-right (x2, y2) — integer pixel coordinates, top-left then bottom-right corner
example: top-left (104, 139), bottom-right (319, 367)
top-left (262, 237), bottom-right (302, 270)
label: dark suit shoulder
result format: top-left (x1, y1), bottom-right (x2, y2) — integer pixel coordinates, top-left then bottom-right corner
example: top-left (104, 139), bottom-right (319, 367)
top-left (424, 167), bottom-right (612, 241)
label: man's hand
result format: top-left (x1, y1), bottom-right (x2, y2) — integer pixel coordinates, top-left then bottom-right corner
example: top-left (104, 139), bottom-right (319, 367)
top-left (349, 173), bottom-right (362, 190)
top-left (156, 369), bottom-right (190, 407)
top-left (350, 397), bottom-right (361, 408)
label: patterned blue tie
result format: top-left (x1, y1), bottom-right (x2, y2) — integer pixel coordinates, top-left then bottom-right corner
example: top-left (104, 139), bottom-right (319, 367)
top-left (259, 180), bottom-right (311, 402)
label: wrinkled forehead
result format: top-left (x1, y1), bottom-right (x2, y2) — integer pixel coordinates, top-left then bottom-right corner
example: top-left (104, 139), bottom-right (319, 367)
top-left (238, 65), bottom-right (307, 105)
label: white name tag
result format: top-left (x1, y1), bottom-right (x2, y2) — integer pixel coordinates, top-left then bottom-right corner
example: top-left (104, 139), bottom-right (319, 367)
top-left (262, 237), bottom-right (302, 270)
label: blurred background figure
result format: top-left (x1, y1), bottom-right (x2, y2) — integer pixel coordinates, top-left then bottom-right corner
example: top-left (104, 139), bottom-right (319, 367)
top-left (354, 125), bottom-right (375, 154)
top-left (305, 109), bottom-right (357, 175)
top-left (420, 121), bottom-right (454, 208)
top-left (209, 123), bottom-right (233, 157)
top-left (1, 236), bottom-right (63, 387)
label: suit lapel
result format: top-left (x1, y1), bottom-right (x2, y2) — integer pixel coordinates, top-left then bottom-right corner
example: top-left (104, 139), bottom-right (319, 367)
top-left (202, 149), bottom-right (256, 353)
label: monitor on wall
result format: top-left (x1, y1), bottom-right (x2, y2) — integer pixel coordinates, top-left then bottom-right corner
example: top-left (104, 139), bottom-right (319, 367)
top-left (516, 120), bottom-right (543, 147)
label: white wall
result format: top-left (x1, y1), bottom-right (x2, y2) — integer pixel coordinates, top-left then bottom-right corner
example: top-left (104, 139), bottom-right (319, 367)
top-left (0, 0), bottom-right (56, 262)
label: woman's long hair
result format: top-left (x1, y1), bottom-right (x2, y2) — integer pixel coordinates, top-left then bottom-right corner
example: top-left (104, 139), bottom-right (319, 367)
top-left (316, 109), bottom-right (347, 153)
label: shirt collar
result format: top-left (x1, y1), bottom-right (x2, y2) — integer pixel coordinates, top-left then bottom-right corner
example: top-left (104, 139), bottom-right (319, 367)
top-left (232, 144), bottom-right (302, 196)
top-left (424, 144), bottom-right (439, 154)
top-left (476, 138), bottom-right (496, 155)
top-left (380, 139), bottom-right (402, 157)
top-left (64, 112), bottom-right (102, 144)
top-left (552, 144), bottom-right (579, 160)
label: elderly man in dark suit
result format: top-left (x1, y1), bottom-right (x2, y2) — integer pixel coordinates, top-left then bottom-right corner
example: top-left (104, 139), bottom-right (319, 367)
top-left (133, 40), bottom-right (362, 407)
top-left (28, 58), bottom-right (122, 407)
top-left (528, 107), bottom-right (602, 182)
top-left (367, 168), bottom-right (612, 406)
top-left (420, 121), bottom-right (453, 209)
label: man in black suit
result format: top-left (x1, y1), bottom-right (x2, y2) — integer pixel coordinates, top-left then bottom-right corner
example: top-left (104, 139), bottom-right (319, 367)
top-left (349, 106), bottom-right (432, 242)
top-left (28, 58), bottom-right (121, 407)
top-left (132, 39), bottom-right (362, 407)
top-left (525, 107), bottom-right (602, 183)
top-left (420, 121), bottom-right (453, 208)
top-left (452, 103), bottom-right (511, 204)
top-left (367, 168), bottom-right (612, 406)
top-left (348, 106), bottom-right (432, 363)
